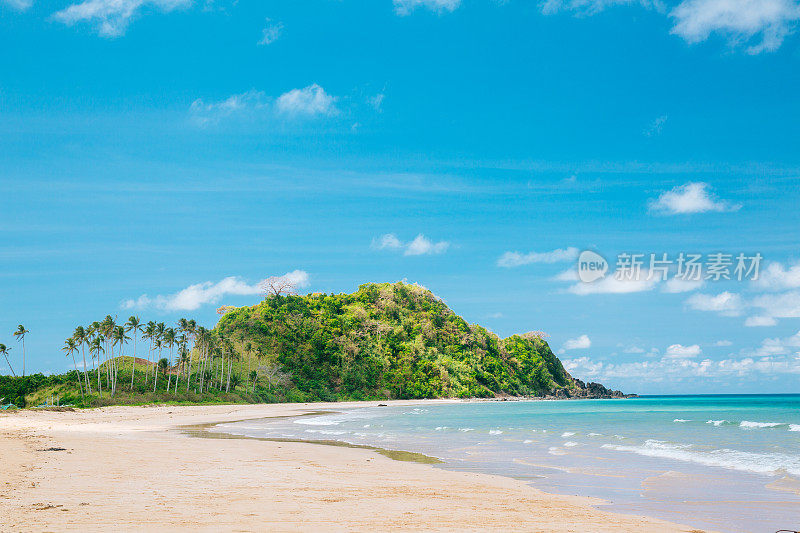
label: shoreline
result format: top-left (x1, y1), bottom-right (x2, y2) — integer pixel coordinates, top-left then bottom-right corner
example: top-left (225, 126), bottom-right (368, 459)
top-left (0, 401), bottom-right (703, 532)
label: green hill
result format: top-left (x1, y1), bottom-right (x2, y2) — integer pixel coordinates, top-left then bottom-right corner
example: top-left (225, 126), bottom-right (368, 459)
top-left (215, 281), bottom-right (623, 401)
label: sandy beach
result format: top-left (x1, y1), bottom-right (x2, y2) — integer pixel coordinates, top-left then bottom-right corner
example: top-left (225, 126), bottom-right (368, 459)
top-left (0, 401), bottom-right (702, 532)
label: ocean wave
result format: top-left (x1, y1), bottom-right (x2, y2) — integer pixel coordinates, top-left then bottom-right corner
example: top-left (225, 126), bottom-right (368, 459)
top-left (603, 439), bottom-right (800, 477)
top-left (458, 428), bottom-right (474, 432)
top-left (563, 441), bottom-right (579, 447)
top-left (561, 431), bottom-right (575, 437)
top-left (790, 425), bottom-right (800, 432)
top-left (548, 446), bottom-right (566, 456)
top-left (588, 432), bottom-right (602, 436)
top-left (740, 421), bottom-right (786, 429)
top-left (706, 420), bottom-right (727, 426)
top-left (489, 429), bottom-right (503, 435)
top-left (304, 429), bottom-right (348, 435)
top-left (673, 419), bottom-right (690, 423)
top-left (523, 439), bottom-right (533, 444)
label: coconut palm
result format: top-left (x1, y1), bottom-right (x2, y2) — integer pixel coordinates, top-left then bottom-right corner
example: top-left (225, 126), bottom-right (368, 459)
top-left (111, 326), bottom-right (130, 396)
top-left (72, 326), bottom-right (91, 393)
top-left (142, 321), bottom-right (156, 384)
top-left (163, 328), bottom-right (176, 391)
top-left (157, 357), bottom-right (169, 388)
top-left (244, 341), bottom-right (253, 392)
top-left (62, 338), bottom-right (83, 399)
top-left (0, 344), bottom-right (15, 377)
top-left (125, 316), bottom-right (142, 390)
top-left (89, 336), bottom-right (105, 397)
top-left (153, 338), bottom-right (163, 392)
top-left (13, 325), bottom-right (29, 377)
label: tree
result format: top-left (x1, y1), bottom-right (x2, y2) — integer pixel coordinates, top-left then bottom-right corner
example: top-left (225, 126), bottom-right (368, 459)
top-left (249, 369), bottom-right (258, 390)
top-left (62, 338), bottom-right (83, 399)
top-left (89, 336), bottom-right (105, 397)
top-left (153, 339), bottom-right (163, 392)
top-left (72, 326), bottom-right (91, 393)
top-left (260, 276), bottom-right (296, 298)
top-left (125, 316), bottom-right (142, 390)
top-left (13, 325), bottom-right (29, 377)
top-left (111, 326), bottom-right (130, 396)
top-left (158, 358), bottom-right (169, 387)
top-left (0, 343), bottom-right (15, 377)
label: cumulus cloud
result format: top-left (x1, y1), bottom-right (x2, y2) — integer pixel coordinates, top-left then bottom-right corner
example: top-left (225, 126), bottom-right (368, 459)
top-left (745, 315), bottom-right (778, 327)
top-left (122, 271), bottom-right (310, 311)
top-left (714, 339), bottom-right (733, 346)
top-left (190, 84), bottom-right (338, 125)
top-left (664, 343), bottom-right (702, 358)
top-left (562, 334), bottom-right (592, 351)
top-left (497, 247), bottom-right (579, 268)
top-left (751, 330), bottom-right (800, 357)
top-left (755, 260), bottom-right (800, 291)
top-left (649, 182), bottom-right (740, 215)
top-left (372, 233), bottom-right (450, 256)
top-left (275, 84), bottom-right (337, 116)
top-left (670, 0), bottom-right (800, 54)
top-left (393, 0), bottom-right (461, 16)
top-left (751, 291), bottom-right (800, 318)
top-left (52, 0), bottom-right (192, 37)
top-left (685, 291), bottom-right (744, 316)
top-left (258, 18), bottom-right (283, 45)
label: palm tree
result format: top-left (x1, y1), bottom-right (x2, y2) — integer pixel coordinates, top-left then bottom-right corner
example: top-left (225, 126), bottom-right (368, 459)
top-left (163, 328), bottom-right (176, 391)
top-left (72, 326), bottom-right (91, 393)
top-left (90, 336), bottom-right (105, 397)
top-left (157, 357), bottom-right (169, 390)
top-left (62, 338), bottom-right (83, 399)
top-left (0, 344), bottom-right (15, 377)
top-left (153, 339), bottom-right (163, 392)
top-left (13, 325), bottom-right (29, 377)
top-left (111, 326), bottom-right (130, 396)
top-left (125, 316), bottom-right (142, 390)
top-left (142, 321), bottom-right (156, 385)
top-left (249, 369), bottom-right (258, 390)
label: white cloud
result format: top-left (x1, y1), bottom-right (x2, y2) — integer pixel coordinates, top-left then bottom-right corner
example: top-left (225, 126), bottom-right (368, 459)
top-left (685, 291), bottom-right (744, 316)
top-left (190, 85), bottom-right (339, 125)
top-left (644, 114), bottom-right (668, 136)
top-left (393, 0), bottom-right (461, 16)
top-left (622, 344), bottom-right (646, 354)
top-left (275, 84), bottom-right (337, 117)
top-left (751, 330), bottom-right (800, 357)
top-left (52, 0), bottom-right (191, 37)
top-left (562, 334), bottom-right (592, 350)
top-left (258, 18), bottom-right (283, 45)
top-left (755, 260), bottom-right (800, 291)
top-left (670, 0), bottom-right (800, 54)
top-left (190, 90), bottom-right (268, 125)
top-left (649, 182), bottom-right (740, 215)
top-left (745, 315), bottom-right (778, 327)
top-left (662, 277), bottom-right (705, 293)
top-left (751, 291), bottom-right (800, 318)
top-left (541, 0), bottom-right (662, 15)
top-left (122, 271), bottom-right (309, 311)
top-left (372, 233), bottom-right (450, 256)
top-left (566, 275), bottom-right (659, 295)
top-left (2, 0), bottom-right (33, 10)
top-left (664, 343), bottom-right (702, 358)
top-left (497, 247), bottom-right (579, 268)
top-left (714, 339), bottom-right (733, 346)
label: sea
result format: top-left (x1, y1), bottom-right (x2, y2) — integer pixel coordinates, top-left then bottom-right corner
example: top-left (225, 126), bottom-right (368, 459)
top-left (211, 395), bottom-right (800, 532)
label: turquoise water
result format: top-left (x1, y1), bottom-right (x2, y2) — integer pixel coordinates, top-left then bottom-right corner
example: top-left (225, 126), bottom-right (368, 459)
top-left (214, 396), bottom-right (800, 532)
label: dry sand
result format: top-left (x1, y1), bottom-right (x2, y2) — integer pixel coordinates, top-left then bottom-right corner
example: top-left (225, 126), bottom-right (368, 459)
top-left (0, 401), bottom-right (704, 532)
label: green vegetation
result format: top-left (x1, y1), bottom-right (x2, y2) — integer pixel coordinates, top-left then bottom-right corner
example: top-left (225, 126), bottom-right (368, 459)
top-left (1, 282), bottom-right (589, 408)
top-left (216, 282), bottom-right (572, 401)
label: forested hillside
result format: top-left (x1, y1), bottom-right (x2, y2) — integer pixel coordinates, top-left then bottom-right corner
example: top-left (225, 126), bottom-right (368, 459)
top-left (216, 282), bottom-right (605, 401)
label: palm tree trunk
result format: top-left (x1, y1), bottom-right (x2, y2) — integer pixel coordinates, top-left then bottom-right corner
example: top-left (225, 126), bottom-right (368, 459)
top-left (130, 331), bottom-right (137, 390)
top-left (81, 344), bottom-right (91, 394)
top-left (22, 339), bottom-right (25, 377)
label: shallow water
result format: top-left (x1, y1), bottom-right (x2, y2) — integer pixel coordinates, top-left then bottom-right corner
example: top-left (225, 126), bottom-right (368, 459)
top-left (213, 395), bottom-right (800, 533)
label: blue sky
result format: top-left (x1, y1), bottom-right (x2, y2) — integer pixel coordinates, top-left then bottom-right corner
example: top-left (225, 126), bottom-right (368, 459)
top-left (2, 0), bottom-right (800, 394)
